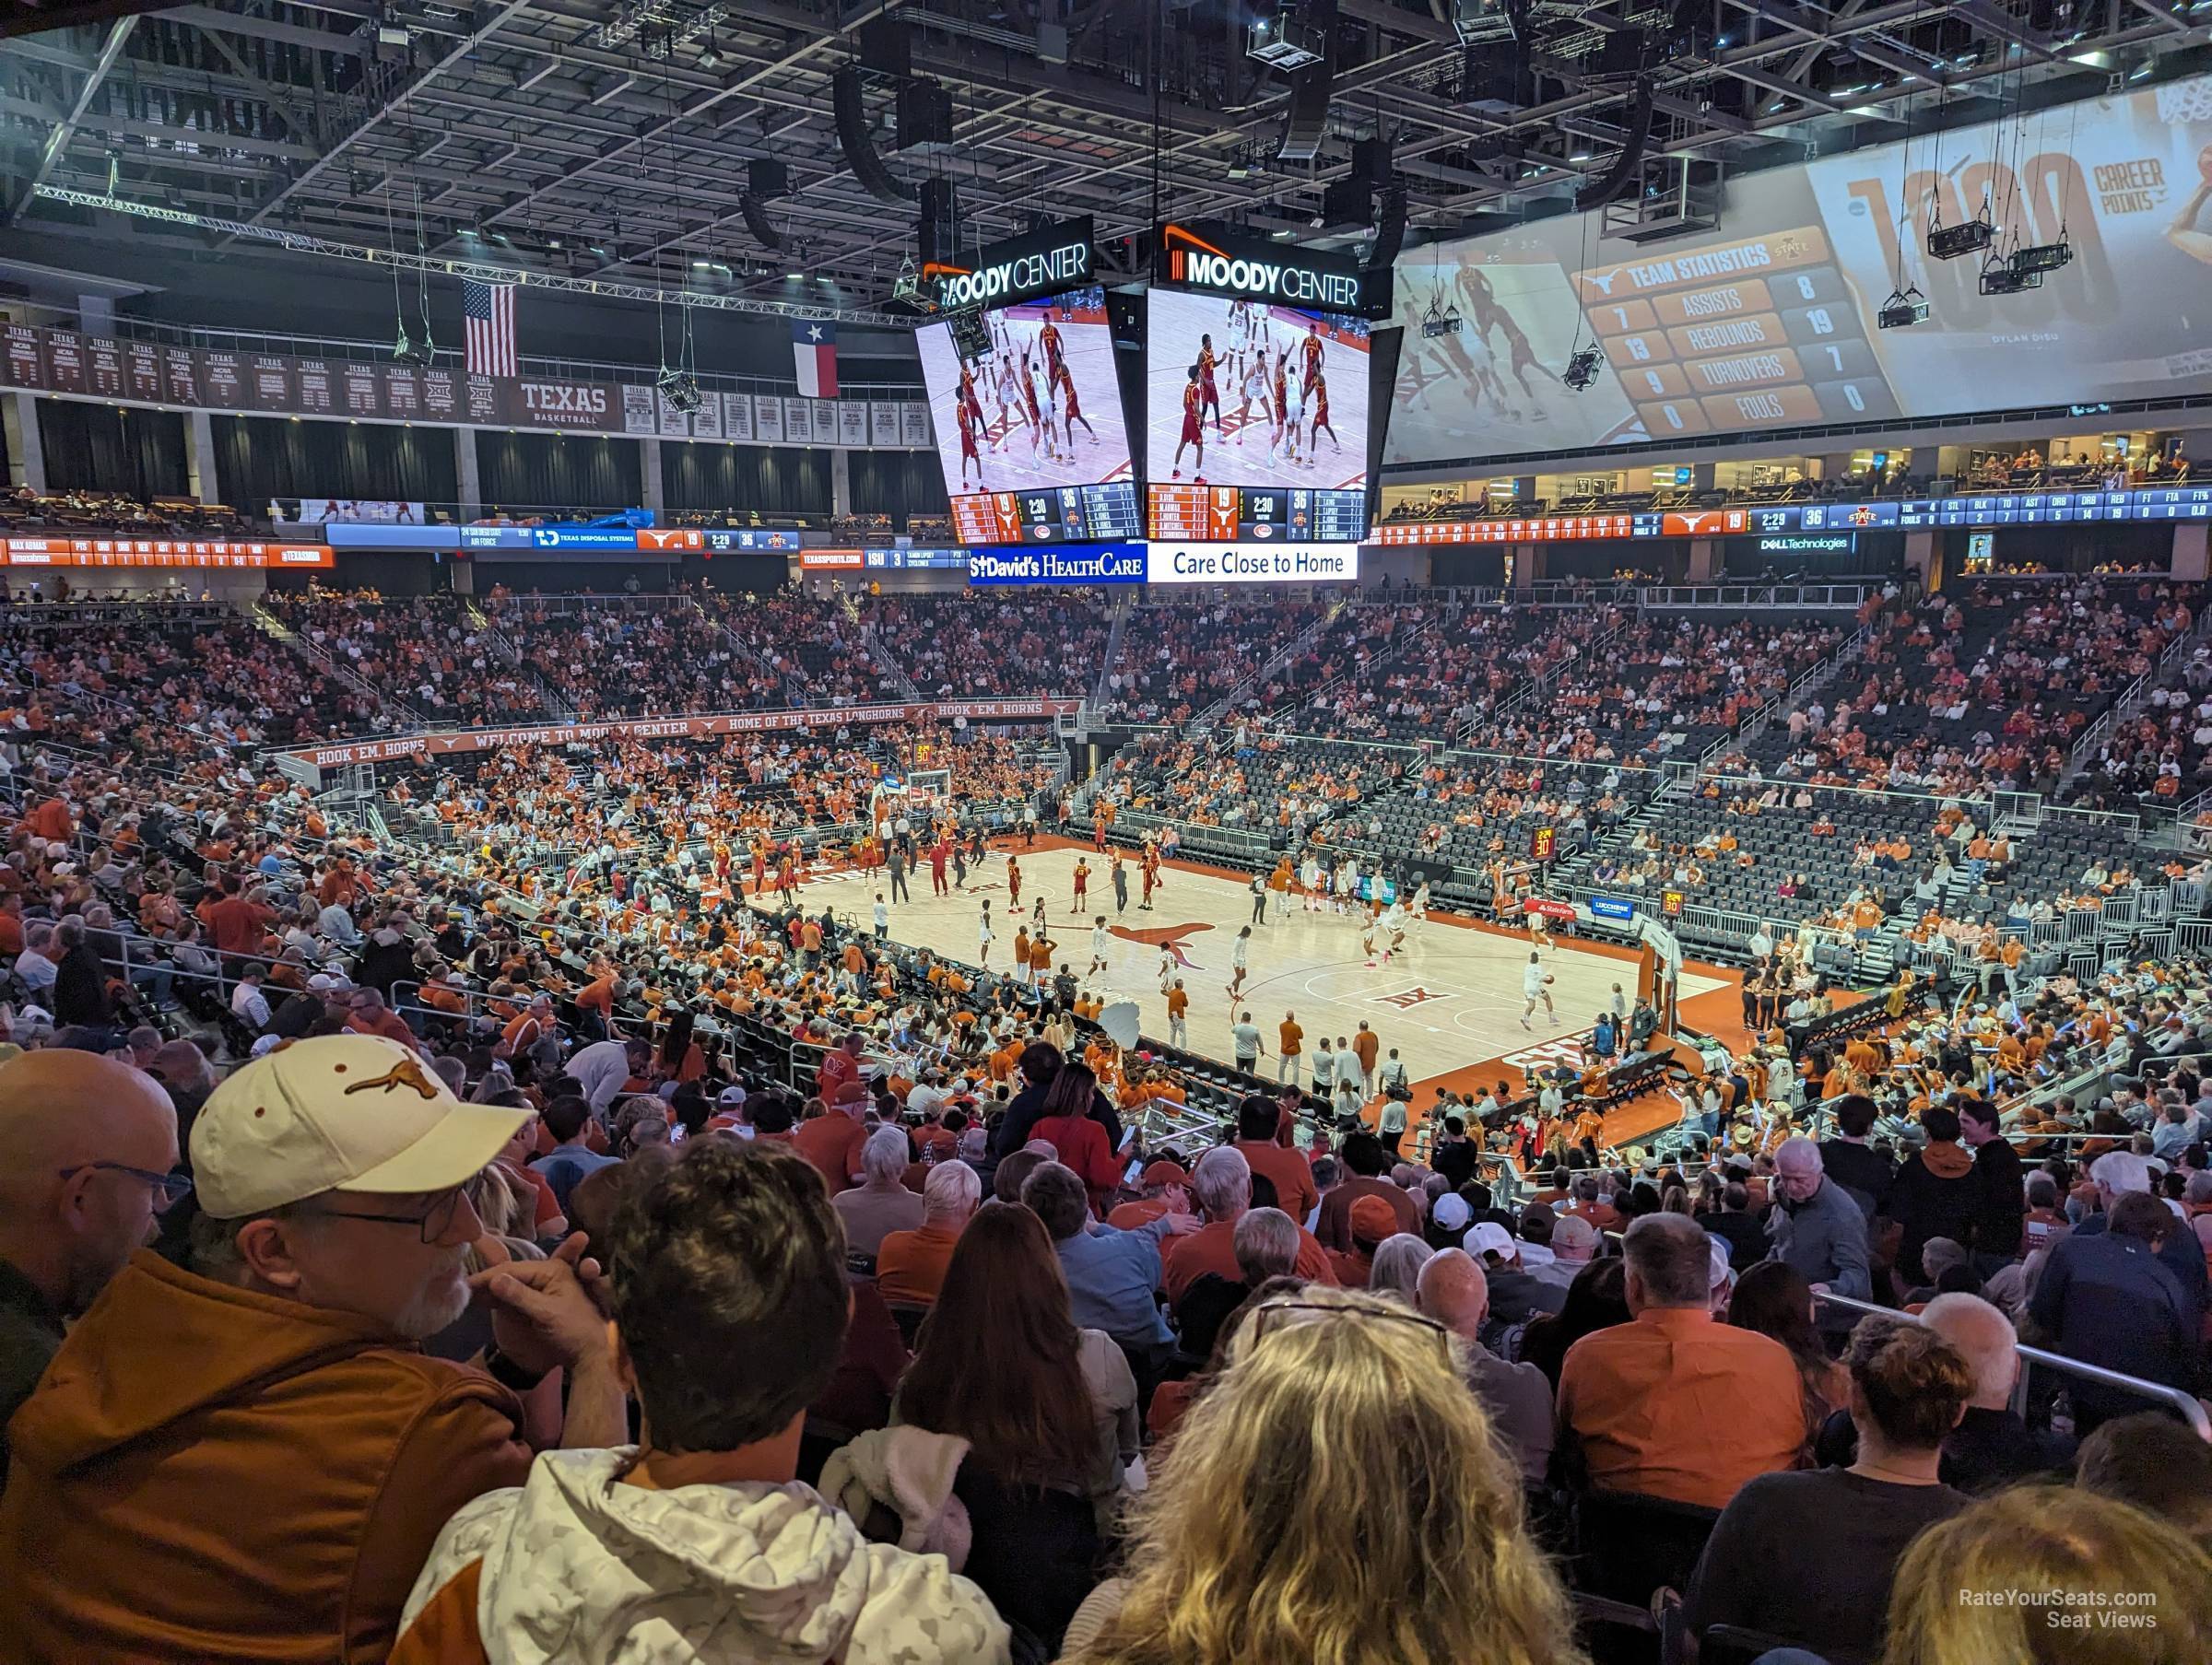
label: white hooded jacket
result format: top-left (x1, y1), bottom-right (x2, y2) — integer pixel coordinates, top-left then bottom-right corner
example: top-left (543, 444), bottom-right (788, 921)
top-left (399, 1448), bottom-right (1010, 1665)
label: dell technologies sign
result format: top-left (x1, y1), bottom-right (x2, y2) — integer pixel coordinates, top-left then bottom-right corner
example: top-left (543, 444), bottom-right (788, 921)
top-left (967, 543), bottom-right (1146, 586)
top-left (1156, 224), bottom-right (1382, 318)
top-left (928, 217), bottom-right (1097, 313)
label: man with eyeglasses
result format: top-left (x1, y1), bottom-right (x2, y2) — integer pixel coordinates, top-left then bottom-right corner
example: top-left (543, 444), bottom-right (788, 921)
top-left (0, 1049), bottom-right (180, 1479)
top-left (0, 1034), bottom-right (625, 1663)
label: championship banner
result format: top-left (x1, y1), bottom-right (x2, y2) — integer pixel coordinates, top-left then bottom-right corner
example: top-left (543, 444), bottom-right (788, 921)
top-left (280, 697), bottom-right (1081, 768)
top-left (0, 320), bottom-right (922, 451)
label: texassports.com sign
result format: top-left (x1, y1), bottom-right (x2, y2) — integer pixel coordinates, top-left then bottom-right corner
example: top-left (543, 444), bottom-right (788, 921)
top-left (281, 698), bottom-right (1079, 768)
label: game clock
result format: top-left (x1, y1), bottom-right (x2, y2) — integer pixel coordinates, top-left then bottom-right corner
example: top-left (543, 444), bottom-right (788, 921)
top-left (1147, 483), bottom-right (1367, 542)
top-left (951, 482), bottom-right (1140, 546)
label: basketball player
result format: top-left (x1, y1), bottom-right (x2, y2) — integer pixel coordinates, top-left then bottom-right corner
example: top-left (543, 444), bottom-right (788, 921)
top-left (1225, 924), bottom-right (1252, 1002)
top-left (1234, 346), bottom-right (1270, 447)
top-left (1038, 311), bottom-right (1066, 376)
top-left (1158, 943), bottom-right (1179, 995)
top-left (1299, 326), bottom-right (1324, 401)
top-left (1196, 332), bottom-right (1223, 432)
top-left (1464, 269), bottom-right (1553, 416)
top-left (1053, 357), bottom-right (1097, 447)
top-left (1308, 369), bottom-right (1341, 457)
top-left (1171, 363), bottom-right (1206, 480)
top-left (1273, 344), bottom-right (1302, 464)
top-left (1521, 950), bottom-right (1557, 1029)
top-left (1300, 850), bottom-right (1324, 911)
top-left (1226, 298), bottom-right (1253, 385)
top-left (978, 901), bottom-right (994, 967)
top-left (992, 350), bottom-right (1025, 445)
top-left (956, 399), bottom-right (983, 490)
top-left (1088, 915), bottom-right (1112, 978)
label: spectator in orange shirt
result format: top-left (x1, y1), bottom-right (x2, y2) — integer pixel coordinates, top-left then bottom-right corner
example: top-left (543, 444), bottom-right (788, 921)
top-left (1557, 1214), bottom-right (1808, 1509)
top-left (1277, 1012), bottom-right (1304, 1088)
top-left (792, 1096), bottom-right (868, 1194)
top-left (876, 1159), bottom-right (982, 1307)
top-left (343, 986), bottom-right (427, 1054)
top-left (1108, 1159), bottom-right (1190, 1231)
top-left (1231, 1096), bottom-right (1318, 1225)
top-left (1162, 1146), bottom-right (1337, 1306)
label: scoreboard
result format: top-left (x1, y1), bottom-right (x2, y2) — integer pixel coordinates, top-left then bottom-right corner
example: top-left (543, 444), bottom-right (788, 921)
top-left (1147, 484), bottom-right (1366, 542)
top-left (950, 482), bottom-right (1143, 546)
top-left (1575, 225), bottom-right (1896, 439)
top-left (1374, 486), bottom-right (2212, 545)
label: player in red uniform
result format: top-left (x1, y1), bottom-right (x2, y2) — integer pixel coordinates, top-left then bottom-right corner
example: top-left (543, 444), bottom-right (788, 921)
top-left (1039, 315), bottom-right (1065, 375)
top-left (1053, 358), bottom-right (1096, 445)
top-left (1196, 334), bottom-right (1223, 431)
top-left (1171, 364), bottom-right (1206, 481)
top-left (1300, 329), bottom-right (1324, 395)
top-left (1308, 370), bottom-right (1340, 456)
top-left (957, 400), bottom-right (982, 488)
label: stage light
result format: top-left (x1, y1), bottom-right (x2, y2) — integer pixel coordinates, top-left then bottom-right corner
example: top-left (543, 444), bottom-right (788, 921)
top-left (1563, 345), bottom-right (1605, 392)
top-left (1927, 217), bottom-right (1993, 261)
top-left (1877, 286), bottom-right (1928, 329)
top-left (1979, 258), bottom-right (2041, 296)
top-left (2012, 240), bottom-right (2073, 276)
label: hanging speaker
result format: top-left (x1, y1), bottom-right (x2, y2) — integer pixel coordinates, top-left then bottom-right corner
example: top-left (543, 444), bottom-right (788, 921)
top-left (833, 65), bottom-right (912, 205)
top-left (1573, 79), bottom-right (1655, 212)
top-left (918, 177), bottom-right (959, 268)
top-left (1365, 182), bottom-right (1406, 274)
top-left (739, 192), bottom-right (782, 252)
top-left (1274, 0), bottom-right (1340, 164)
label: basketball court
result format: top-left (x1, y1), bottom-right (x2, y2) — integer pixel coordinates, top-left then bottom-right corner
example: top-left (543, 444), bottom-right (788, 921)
top-left (755, 841), bottom-right (1734, 1100)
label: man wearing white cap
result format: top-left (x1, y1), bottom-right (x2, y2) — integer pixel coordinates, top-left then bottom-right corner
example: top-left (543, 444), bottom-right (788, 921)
top-left (0, 1035), bottom-right (624, 1664)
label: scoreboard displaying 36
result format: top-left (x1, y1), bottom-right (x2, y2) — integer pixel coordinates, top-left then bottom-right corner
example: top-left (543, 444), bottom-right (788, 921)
top-left (1572, 227), bottom-right (1899, 438)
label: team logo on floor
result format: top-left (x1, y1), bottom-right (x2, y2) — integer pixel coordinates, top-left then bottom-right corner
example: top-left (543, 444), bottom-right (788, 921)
top-left (1111, 920), bottom-right (1211, 969)
top-left (1370, 985), bottom-right (1447, 1010)
top-left (1500, 1035), bottom-right (1592, 1073)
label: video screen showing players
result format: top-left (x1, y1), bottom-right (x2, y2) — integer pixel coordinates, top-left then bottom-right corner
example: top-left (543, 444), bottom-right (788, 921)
top-left (1144, 288), bottom-right (1371, 492)
top-left (915, 284), bottom-right (1133, 500)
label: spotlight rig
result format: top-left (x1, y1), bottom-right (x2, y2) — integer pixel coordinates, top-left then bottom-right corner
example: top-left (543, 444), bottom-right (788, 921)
top-left (1876, 286), bottom-right (1928, 330)
top-left (1927, 217), bottom-right (1994, 262)
top-left (392, 326), bottom-right (433, 367)
top-left (2011, 240), bottom-right (2074, 277)
top-left (1563, 345), bottom-right (1605, 392)
top-left (656, 367), bottom-right (703, 414)
top-left (1978, 258), bottom-right (2041, 297)
top-left (1421, 290), bottom-right (1463, 339)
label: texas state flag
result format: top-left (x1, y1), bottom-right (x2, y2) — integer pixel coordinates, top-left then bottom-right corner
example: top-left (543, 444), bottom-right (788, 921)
top-left (792, 319), bottom-right (839, 399)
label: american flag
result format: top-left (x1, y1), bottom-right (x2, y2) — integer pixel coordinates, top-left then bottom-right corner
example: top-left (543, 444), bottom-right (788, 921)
top-left (463, 280), bottom-right (517, 378)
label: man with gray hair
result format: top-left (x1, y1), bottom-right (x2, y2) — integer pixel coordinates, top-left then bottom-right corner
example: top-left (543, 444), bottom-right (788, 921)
top-left (877, 1159), bottom-right (981, 1308)
top-left (831, 1124), bottom-right (925, 1256)
top-left (1416, 1248), bottom-right (1554, 1483)
top-left (1920, 1291), bottom-right (2077, 1491)
top-left (1768, 1135), bottom-right (1871, 1302)
top-left (1161, 1145), bottom-right (1335, 1304)
top-left (2072, 1148), bottom-right (2210, 1309)
top-left (1557, 1213), bottom-right (1806, 1508)
top-left (1231, 1205), bottom-right (1300, 1284)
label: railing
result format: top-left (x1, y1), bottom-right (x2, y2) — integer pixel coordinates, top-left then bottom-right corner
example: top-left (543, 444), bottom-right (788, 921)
top-left (242, 600), bottom-right (429, 729)
top-left (1636, 582), bottom-right (1869, 611)
top-left (1814, 1291), bottom-right (2210, 1441)
top-left (1190, 600), bottom-right (1347, 736)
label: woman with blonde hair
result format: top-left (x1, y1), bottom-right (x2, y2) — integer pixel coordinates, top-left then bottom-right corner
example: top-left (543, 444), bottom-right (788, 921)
top-left (1880, 1484), bottom-right (2211, 1665)
top-left (1061, 1284), bottom-right (1585, 1665)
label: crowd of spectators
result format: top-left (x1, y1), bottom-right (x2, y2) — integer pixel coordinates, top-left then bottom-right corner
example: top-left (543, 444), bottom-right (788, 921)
top-left (482, 591), bottom-right (784, 717)
top-left (1, 572), bottom-right (2212, 1665)
top-left (1093, 600), bottom-right (1329, 725)
top-left (262, 587), bottom-right (549, 724)
top-left (865, 591), bottom-right (1114, 699)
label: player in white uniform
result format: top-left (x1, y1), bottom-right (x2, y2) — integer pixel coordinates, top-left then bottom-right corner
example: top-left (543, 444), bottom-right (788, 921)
top-left (1335, 857), bottom-right (1359, 915)
top-left (977, 902), bottom-right (994, 967)
top-left (1225, 924), bottom-right (1252, 1001)
top-left (1089, 916), bottom-right (1112, 977)
top-left (1520, 950), bottom-right (1557, 1028)
top-left (1158, 944), bottom-right (1179, 995)
top-left (1235, 356), bottom-right (1269, 447)
top-left (1030, 357), bottom-right (1061, 462)
top-left (1374, 900), bottom-right (1406, 966)
top-left (1227, 299), bottom-right (1253, 385)
top-left (1300, 852), bottom-right (1323, 911)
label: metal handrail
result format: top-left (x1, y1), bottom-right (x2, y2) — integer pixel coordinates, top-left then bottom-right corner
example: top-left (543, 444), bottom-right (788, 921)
top-left (1813, 1290), bottom-right (2210, 1442)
